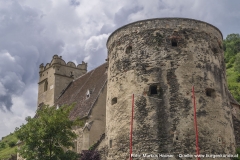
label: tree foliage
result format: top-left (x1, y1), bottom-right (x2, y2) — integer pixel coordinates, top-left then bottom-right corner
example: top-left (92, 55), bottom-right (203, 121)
top-left (224, 34), bottom-right (240, 62)
top-left (80, 150), bottom-right (100, 160)
top-left (15, 104), bottom-right (84, 160)
top-left (235, 53), bottom-right (240, 73)
top-left (233, 148), bottom-right (240, 160)
top-left (224, 33), bottom-right (240, 102)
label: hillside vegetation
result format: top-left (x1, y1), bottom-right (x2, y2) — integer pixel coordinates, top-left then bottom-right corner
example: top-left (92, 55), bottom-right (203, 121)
top-left (224, 33), bottom-right (240, 102)
top-left (0, 133), bottom-right (18, 160)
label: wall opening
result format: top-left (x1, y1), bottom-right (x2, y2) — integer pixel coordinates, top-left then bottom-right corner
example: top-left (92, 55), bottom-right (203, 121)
top-left (70, 71), bottom-right (73, 77)
top-left (44, 80), bottom-right (48, 92)
top-left (218, 137), bottom-right (222, 143)
top-left (212, 47), bottom-right (218, 54)
top-left (109, 140), bottom-right (112, 148)
top-left (111, 97), bottom-right (117, 105)
top-left (150, 85), bottom-right (158, 95)
top-left (171, 39), bottom-right (177, 47)
top-left (126, 46), bottom-right (132, 54)
top-left (205, 88), bottom-right (215, 97)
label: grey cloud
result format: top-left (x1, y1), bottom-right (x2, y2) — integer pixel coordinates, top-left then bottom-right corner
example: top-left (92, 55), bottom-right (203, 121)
top-left (83, 34), bottom-right (108, 70)
top-left (0, 0), bottom-right (65, 111)
top-left (70, 0), bottom-right (80, 6)
top-left (100, 23), bottom-right (115, 35)
top-left (114, 5), bottom-right (144, 26)
top-left (0, 94), bottom-right (13, 112)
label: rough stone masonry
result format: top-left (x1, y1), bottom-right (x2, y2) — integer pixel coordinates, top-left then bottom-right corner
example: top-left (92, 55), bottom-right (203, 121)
top-left (106, 18), bottom-right (236, 160)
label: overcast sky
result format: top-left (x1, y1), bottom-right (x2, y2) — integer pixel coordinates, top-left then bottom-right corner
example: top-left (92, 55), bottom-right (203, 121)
top-left (0, 0), bottom-right (239, 138)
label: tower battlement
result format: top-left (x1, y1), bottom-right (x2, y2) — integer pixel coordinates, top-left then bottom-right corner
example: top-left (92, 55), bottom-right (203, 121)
top-left (39, 55), bottom-right (87, 74)
top-left (37, 55), bottom-right (87, 106)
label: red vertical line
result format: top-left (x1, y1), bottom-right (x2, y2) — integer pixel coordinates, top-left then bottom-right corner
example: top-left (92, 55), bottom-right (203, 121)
top-left (192, 86), bottom-right (200, 160)
top-left (130, 94), bottom-right (134, 160)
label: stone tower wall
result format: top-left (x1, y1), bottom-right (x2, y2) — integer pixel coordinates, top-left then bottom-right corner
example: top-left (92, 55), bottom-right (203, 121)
top-left (38, 55), bottom-right (87, 106)
top-left (106, 18), bottom-right (235, 159)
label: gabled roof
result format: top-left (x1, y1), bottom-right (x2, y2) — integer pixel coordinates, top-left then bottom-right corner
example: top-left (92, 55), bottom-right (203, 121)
top-left (55, 63), bottom-right (108, 120)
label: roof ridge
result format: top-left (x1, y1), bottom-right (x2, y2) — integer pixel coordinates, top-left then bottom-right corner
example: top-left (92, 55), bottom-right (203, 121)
top-left (74, 62), bottom-right (107, 81)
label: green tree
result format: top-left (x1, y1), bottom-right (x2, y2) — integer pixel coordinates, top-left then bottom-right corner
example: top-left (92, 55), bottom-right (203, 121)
top-left (224, 33), bottom-right (240, 63)
top-left (0, 142), bottom-right (6, 150)
top-left (233, 147), bottom-right (240, 160)
top-left (8, 141), bottom-right (16, 148)
top-left (15, 104), bottom-right (84, 160)
top-left (235, 53), bottom-right (240, 73)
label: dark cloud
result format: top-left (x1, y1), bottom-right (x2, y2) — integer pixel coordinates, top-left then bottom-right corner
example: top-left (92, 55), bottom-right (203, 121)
top-left (0, 0), bottom-right (65, 111)
top-left (70, 0), bottom-right (80, 6)
top-left (0, 94), bottom-right (13, 112)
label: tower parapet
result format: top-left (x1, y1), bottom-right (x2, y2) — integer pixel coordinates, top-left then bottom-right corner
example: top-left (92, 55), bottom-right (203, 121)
top-left (39, 55), bottom-right (87, 75)
top-left (37, 55), bottom-right (87, 106)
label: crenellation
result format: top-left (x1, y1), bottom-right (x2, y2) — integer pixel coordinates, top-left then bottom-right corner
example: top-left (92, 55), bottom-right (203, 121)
top-left (39, 55), bottom-right (87, 74)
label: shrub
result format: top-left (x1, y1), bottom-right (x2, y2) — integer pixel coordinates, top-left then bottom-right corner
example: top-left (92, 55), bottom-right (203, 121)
top-left (0, 142), bottom-right (6, 149)
top-left (8, 141), bottom-right (16, 148)
top-left (80, 150), bottom-right (100, 160)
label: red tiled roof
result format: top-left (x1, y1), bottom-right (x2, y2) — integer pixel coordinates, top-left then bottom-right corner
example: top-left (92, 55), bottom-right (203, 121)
top-left (55, 63), bottom-right (108, 120)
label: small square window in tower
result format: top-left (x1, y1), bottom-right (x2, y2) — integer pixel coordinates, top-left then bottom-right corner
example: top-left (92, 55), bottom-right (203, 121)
top-left (171, 39), bottom-right (177, 47)
top-left (205, 88), bottom-right (215, 97)
top-left (150, 85), bottom-right (158, 95)
top-left (111, 97), bottom-right (117, 105)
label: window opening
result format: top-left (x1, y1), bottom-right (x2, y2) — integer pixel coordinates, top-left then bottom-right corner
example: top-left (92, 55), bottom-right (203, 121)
top-left (171, 39), bottom-right (177, 47)
top-left (205, 88), bottom-right (215, 97)
top-left (218, 137), bottom-right (222, 143)
top-left (44, 81), bottom-right (48, 92)
top-left (109, 140), bottom-right (112, 148)
top-left (126, 46), bottom-right (132, 54)
top-left (70, 71), bottom-right (73, 77)
top-left (111, 97), bottom-right (117, 105)
top-left (150, 85), bottom-right (158, 95)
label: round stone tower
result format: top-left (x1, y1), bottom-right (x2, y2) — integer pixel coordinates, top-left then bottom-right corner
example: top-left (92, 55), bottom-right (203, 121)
top-left (106, 18), bottom-right (236, 159)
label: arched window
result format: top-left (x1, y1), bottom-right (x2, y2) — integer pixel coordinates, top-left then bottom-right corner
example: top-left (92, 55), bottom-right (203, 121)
top-left (44, 80), bottom-right (48, 92)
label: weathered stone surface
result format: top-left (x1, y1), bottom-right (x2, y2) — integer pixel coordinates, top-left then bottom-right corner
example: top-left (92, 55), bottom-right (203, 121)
top-left (106, 18), bottom-right (235, 160)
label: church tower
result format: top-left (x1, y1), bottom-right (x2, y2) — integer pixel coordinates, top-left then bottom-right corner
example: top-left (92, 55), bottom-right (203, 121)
top-left (37, 55), bottom-right (87, 106)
